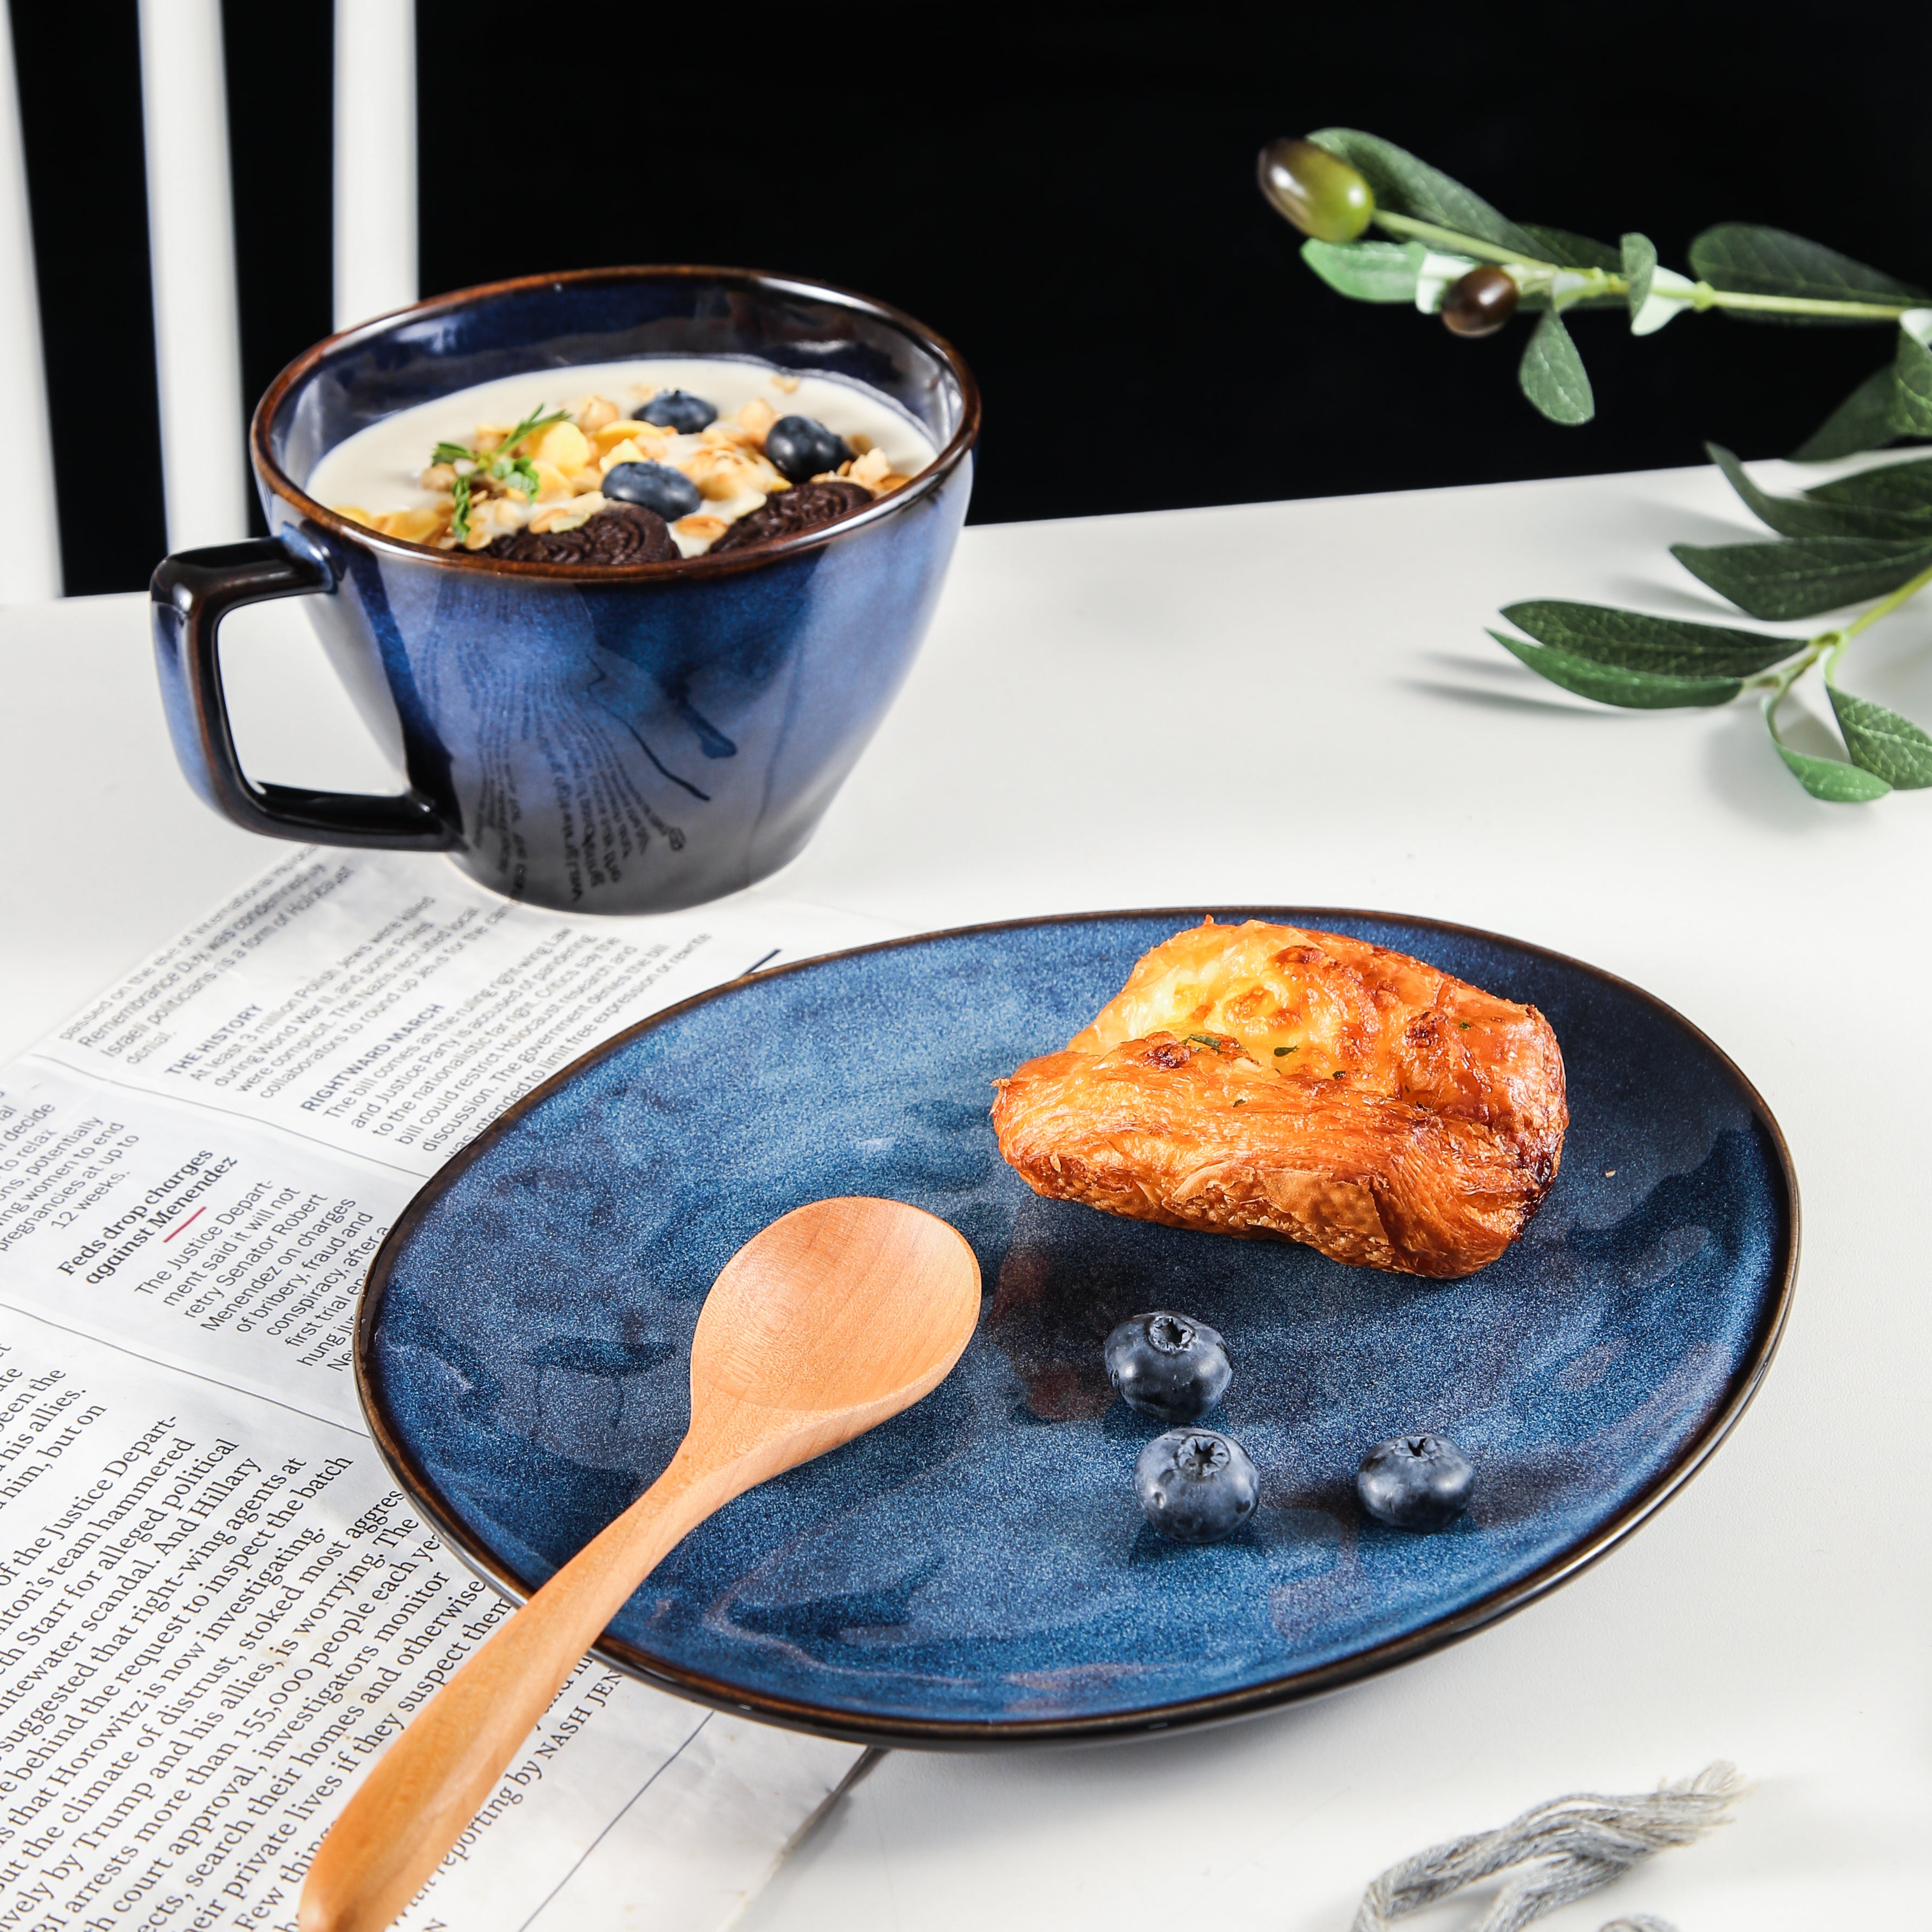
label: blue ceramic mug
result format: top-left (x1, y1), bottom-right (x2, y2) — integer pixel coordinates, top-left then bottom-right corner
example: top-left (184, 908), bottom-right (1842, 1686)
top-left (151, 267), bottom-right (979, 914)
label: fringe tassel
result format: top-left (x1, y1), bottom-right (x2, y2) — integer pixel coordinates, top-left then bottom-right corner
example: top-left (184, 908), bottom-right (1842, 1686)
top-left (1351, 1761), bottom-right (1744, 1932)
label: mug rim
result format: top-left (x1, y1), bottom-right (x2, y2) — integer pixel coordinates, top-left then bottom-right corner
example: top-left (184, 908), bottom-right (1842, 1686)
top-left (250, 264), bottom-right (982, 581)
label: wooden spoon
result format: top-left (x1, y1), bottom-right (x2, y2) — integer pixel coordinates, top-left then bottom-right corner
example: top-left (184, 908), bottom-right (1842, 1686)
top-left (300, 1196), bottom-right (981, 1932)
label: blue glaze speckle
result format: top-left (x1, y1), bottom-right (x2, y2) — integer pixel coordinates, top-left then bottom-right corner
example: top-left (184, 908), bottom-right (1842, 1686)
top-left (362, 912), bottom-right (1795, 1741)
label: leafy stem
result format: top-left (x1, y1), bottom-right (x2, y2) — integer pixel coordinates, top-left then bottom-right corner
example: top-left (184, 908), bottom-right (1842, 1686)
top-left (1278, 127), bottom-right (1932, 803)
top-left (1371, 211), bottom-right (1914, 320)
top-left (1841, 558), bottom-right (1932, 637)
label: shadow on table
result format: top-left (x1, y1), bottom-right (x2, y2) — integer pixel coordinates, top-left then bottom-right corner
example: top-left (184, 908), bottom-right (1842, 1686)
top-left (1400, 677), bottom-right (1635, 723)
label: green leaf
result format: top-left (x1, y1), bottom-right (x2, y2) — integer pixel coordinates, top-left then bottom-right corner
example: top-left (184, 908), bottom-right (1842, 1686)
top-left (1889, 313), bottom-right (1932, 436)
top-left (1706, 442), bottom-right (1932, 540)
top-left (1827, 686), bottom-right (1932, 787)
top-left (495, 404), bottom-right (569, 456)
top-left (1620, 233), bottom-right (1657, 320)
top-left (450, 473), bottom-right (471, 540)
top-left (1517, 225), bottom-right (1621, 271)
top-left (1790, 367), bottom-right (1902, 460)
top-left (1806, 453), bottom-right (1932, 510)
top-left (1305, 128), bottom-right (1540, 254)
top-left (1773, 740), bottom-right (1892, 801)
top-left (431, 439), bottom-right (476, 465)
top-left (1488, 631), bottom-right (1740, 708)
top-left (1501, 600), bottom-right (1800, 675)
top-left (1300, 238), bottom-right (1422, 303)
top-left (1517, 310), bottom-right (1594, 424)
top-left (1671, 535), bottom-right (1932, 619)
top-left (1686, 225), bottom-right (1928, 323)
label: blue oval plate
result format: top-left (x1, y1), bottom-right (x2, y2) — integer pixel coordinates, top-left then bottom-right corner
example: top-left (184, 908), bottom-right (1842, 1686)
top-left (358, 910), bottom-right (1796, 1746)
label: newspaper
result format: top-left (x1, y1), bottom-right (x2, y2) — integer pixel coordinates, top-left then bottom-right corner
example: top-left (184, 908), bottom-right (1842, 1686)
top-left (0, 849), bottom-right (902, 1932)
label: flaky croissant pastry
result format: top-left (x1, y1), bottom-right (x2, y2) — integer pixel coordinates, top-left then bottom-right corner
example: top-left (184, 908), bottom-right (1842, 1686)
top-left (990, 919), bottom-right (1567, 1279)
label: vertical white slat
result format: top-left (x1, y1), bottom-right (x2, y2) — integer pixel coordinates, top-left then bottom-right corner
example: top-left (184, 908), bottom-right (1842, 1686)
top-left (333, 0), bottom-right (416, 330)
top-left (0, 7), bottom-right (62, 602)
top-left (137, 0), bottom-right (248, 553)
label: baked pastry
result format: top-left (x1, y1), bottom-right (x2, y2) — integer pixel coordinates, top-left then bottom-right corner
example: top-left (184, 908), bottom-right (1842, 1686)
top-left (990, 919), bottom-right (1567, 1279)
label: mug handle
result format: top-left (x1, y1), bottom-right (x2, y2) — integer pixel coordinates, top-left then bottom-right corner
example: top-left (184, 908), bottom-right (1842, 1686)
top-left (151, 538), bottom-right (457, 849)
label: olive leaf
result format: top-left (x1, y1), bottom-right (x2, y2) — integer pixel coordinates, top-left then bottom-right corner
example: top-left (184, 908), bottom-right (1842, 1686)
top-left (1671, 535), bottom-right (1932, 619)
top-left (1501, 600), bottom-right (1799, 674)
top-left (1706, 442), bottom-right (1932, 540)
top-left (1620, 233), bottom-right (1657, 320)
top-left (1806, 451), bottom-right (1932, 510)
top-left (1517, 310), bottom-right (1594, 425)
top-left (1488, 631), bottom-right (1740, 707)
top-left (1772, 739), bottom-right (1892, 801)
top-left (1686, 225), bottom-right (1929, 322)
top-left (1516, 225), bottom-right (1621, 271)
top-left (1299, 239), bottom-right (1422, 303)
top-left (1826, 687), bottom-right (1932, 787)
top-left (1888, 312), bottom-right (1932, 437)
top-left (1791, 366), bottom-right (1903, 460)
top-left (1305, 128), bottom-right (1541, 255)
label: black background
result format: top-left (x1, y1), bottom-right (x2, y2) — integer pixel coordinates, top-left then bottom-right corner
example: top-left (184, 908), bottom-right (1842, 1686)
top-left (14, 1), bottom-right (1932, 594)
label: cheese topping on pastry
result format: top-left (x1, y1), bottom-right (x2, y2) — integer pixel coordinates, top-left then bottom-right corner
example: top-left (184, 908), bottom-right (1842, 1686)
top-left (990, 919), bottom-right (1568, 1279)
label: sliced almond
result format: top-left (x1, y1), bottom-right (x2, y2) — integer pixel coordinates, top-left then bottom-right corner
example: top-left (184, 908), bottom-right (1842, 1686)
top-left (849, 447), bottom-right (892, 490)
top-left (528, 420), bottom-right (592, 473)
top-left (529, 458), bottom-right (575, 502)
top-left (598, 437), bottom-right (647, 474)
top-left (374, 507), bottom-right (447, 544)
top-left (593, 419), bottom-right (665, 454)
top-left (530, 490), bottom-right (605, 534)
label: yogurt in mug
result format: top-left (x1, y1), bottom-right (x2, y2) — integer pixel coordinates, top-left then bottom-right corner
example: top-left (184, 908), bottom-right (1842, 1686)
top-left (305, 357), bottom-right (940, 560)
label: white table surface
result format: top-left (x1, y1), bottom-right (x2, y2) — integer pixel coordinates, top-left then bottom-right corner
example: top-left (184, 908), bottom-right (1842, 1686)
top-left (5, 466), bottom-right (1927, 1928)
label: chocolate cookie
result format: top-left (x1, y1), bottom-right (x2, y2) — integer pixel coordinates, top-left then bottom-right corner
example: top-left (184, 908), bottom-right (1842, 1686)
top-left (486, 502), bottom-right (679, 565)
top-left (710, 480), bottom-right (873, 554)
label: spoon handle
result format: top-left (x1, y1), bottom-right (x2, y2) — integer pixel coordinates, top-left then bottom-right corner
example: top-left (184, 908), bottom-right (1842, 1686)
top-left (298, 1443), bottom-right (736, 1932)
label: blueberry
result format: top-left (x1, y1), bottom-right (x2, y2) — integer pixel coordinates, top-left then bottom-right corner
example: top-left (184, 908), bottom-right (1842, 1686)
top-left (1135, 1428), bottom-right (1259, 1543)
top-left (764, 414), bottom-right (850, 484)
top-left (1357, 1434), bottom-right (1475, 1531)
top-left (602, 460), bottom-right (702, 520)
top-left (1104, 1311), bottom-right (1232, 1423)
top-left (638, 389), bottom-right (717, 433)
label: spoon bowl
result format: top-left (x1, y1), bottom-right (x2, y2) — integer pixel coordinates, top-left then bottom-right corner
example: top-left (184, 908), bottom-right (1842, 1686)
top-left (300, 1195), bottom-right (980, 1932)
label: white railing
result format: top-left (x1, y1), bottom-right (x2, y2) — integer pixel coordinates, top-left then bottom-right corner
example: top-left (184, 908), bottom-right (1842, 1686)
top-left (0, 0), bottom-right (419, 593)
top-left (0, 9), bottom-right (61, 603)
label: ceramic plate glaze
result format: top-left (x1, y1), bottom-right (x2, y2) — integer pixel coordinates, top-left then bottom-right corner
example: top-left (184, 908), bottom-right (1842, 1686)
top-left (358, 911), bottom-right (1796, 1746)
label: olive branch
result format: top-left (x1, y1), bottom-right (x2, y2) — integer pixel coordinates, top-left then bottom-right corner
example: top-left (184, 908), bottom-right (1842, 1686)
top-left (1259, 129), bottom-right (1932, 802)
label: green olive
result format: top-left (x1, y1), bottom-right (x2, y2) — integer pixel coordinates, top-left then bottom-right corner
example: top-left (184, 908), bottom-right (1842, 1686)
top-left (1256, 137), bottom-right (1374, 243)
top-left (1441, 266), bottom-right (1519, 336)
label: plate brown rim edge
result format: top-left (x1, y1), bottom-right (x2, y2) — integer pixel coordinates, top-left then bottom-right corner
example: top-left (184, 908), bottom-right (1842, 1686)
top-left (351, 905), bottom-right (1800, 1751)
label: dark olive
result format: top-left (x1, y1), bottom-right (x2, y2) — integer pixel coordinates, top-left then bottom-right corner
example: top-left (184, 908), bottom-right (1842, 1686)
top-left (1256, 137), bottom-right (1374, 244)
top-left (1441, 266), bottom-right (1520, 337)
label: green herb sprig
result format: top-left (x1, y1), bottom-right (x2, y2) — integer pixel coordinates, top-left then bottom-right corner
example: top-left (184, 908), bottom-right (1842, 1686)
top-left (434, 403), bottom-right (570, 540)
top-left (1261, 130), bottom-right (1932, 803)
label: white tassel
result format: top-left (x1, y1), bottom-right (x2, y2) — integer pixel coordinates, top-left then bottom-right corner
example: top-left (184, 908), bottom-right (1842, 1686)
top-left (1351, 1762), bottom-right (1743, 1932)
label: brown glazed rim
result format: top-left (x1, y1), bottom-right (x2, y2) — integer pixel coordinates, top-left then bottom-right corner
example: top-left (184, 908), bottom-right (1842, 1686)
top-left (353, 906), bottom-right (1799, 1751)
top-left (250, 264), bottom-right (982, 581)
